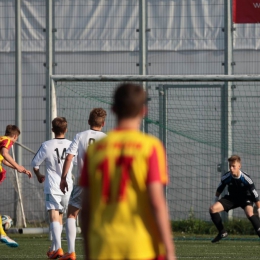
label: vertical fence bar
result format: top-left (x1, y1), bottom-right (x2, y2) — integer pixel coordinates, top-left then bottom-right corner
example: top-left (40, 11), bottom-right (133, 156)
top-left (51, 78), bottom-right (57, 119)
top-left (15, 0), bottom-right (23, 227)
top-left (139, 0), bottom-right (147, 77)
top-left (46, 0), bottom-right (53, 140)
top-left (158, 85), bottom-right (167, 148)
top-left (158, 85), bottom-right (168, 199)
top-left (11, 147), bottom-right (27, 228)
top-left (159, 85), bottom-right (164, 143)
top-left (46, 1), bottom-right (53, 237)
top-left (222, 0), bottom-right (234, 221)
top-left (139, 0), bottom-right (149, 133)
top-left (52, 0), bottom-right (56, 75)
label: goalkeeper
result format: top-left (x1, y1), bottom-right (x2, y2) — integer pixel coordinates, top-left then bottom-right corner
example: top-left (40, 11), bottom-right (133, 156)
top-left (0, 125), bottom-right (32, 247)
top-left (209, 154), bottom-right (260, 243)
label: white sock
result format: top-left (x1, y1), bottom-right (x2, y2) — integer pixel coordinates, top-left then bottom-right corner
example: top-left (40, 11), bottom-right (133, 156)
top-left (51, 221), bottom-right (61, 250)
top-left (49, 225), bottom-right (55, 251)
top-left (60, 224), bottom-right (63, 237)
top-left (66, 218), bottom-right (76, 253)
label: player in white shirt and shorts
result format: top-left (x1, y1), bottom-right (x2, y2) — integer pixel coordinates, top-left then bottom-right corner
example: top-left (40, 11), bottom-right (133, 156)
top-left (31, 117), bottom-right (74, 259)
top-left (59, 108), bottom-right (107, 260)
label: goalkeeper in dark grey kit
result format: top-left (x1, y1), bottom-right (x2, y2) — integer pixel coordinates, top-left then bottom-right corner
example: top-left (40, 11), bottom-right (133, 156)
top-left (209, 154), bottom-right (260, 243)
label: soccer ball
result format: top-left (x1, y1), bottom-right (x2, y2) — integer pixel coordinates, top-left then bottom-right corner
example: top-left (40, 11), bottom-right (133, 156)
top-left (1, 215), bottom-right (13, 231)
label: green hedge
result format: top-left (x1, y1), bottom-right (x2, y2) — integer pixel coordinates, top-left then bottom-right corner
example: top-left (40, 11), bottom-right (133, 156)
top-left (171, 218), bottom-right (255, 235)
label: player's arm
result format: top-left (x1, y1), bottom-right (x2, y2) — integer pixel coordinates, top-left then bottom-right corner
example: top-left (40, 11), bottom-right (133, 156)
top-left (60, 153), bottom-right (74, 193)
top-left (148, 182), bottom-right (176, 260)
top-left (147, 144), bottom-right (176, 260)
top-left (31, 143), bottom-right (48, 180)
top-left (33, 167), bottom-right (45, 183)
top-left (248, 181), bottom-right (260, 216)
top-left (214, 191), bottom-right (221, 202)
top-left (214, 178), bottom-right (227, 202)
top-left (2, 159), bottom-right (15, 169)
top-left (0, 147), bottom-right (32, 178)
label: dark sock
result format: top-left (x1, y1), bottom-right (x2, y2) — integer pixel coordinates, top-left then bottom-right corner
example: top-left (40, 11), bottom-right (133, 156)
top-left (249, 215), bottom-right (260, 237)
top-left (210, 212), bottom-right (225, 233)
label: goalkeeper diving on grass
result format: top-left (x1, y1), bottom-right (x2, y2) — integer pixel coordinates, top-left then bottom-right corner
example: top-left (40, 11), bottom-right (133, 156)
top-left (209, 155), bottom-right (260, 243)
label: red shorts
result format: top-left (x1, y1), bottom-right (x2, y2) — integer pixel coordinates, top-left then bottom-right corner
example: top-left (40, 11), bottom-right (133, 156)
top-left (0, 168), bottom-right (6, 184)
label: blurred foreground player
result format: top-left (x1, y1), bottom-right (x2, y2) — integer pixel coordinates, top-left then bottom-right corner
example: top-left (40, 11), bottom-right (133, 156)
top-left (210, 155), bottom-right (260, 243)
top-left (0, 125), bottom-right (32, 247)
top-left (80, 83), bottom-right (176, 260)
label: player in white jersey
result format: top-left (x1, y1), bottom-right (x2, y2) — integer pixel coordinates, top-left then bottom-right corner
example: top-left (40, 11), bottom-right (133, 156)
top-left (59, 108), bottom-right (107, 260)
top-left (31, 117), bottom-right (74, 259)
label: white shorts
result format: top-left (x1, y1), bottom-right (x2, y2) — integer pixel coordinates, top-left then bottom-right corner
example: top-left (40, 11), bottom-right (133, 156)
top-left (45, 192), bottom-right (71, 214)
top-left (68, 185), bottom-right (82, 210)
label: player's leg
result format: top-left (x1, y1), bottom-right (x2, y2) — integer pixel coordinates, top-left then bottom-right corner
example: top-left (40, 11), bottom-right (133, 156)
top-left (67, 205), bottom-right (80, 250)
top-left (46, 194), bottom-right (64, 259)
top-left (59, 212), bottom-right (63, 240)
top-left (0, 214), bottom-right (7, 236)
top-left (59, 205), bottom-right (79, 260)
top-left (60, 185), bottom-right (81, 260)
top-left (244, 204), bottom-right (260, 237)
top-left (0, 214), bottom-right (18, 247)
top-left (58, 191), bottom-right (70, 242)
top-left (209, 196), bottom-right (232, 243)
top-left (48, 209), bottom-right (64, 258)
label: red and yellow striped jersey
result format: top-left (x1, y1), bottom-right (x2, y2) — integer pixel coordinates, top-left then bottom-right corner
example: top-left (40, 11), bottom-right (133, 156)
top-left (80, 129), bottom-right (168, 260)
top-left (0, 136), bottom-right (13, 183)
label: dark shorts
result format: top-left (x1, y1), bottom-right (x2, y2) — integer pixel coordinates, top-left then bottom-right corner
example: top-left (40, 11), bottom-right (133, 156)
top-left (218, 195), bottom-right (254, 212)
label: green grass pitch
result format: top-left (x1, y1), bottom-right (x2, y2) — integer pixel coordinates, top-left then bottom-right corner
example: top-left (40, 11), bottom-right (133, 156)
top-left (1, 234), bottom-right (260, 259)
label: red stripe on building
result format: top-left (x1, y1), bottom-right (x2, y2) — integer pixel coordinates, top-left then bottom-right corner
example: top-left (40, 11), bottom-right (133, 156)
top-left (233, 0), bottom-right (260, 23)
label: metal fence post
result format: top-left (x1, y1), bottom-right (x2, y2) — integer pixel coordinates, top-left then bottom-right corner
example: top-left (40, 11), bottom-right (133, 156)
top-left (46, 0), bottom-right (53, 140)
top-left (139, 0), bottom-right (149, 133)
top-left (221, 0), bottom-right (234, 221)
top-left (15, 0), bottom-right (25, 228)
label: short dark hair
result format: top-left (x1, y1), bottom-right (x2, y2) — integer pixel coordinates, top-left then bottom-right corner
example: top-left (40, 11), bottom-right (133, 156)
top-left (5, 125), bottom-right (21, 137)
top-left (112, 83), bottom-right (146, 120)
top-left (88, 108), bottom-right (107, 127)
top-left (228, 155), bottom-right (241, 164)
top-left (52, 117), bottom-right (67, 135)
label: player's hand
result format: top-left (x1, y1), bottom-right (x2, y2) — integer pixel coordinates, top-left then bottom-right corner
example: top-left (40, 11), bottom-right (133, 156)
top-left (257, 208), bottom-right (260, 218)
top-left (16, 165), bottom-right (26, 173)
top-left (24, 169), bottom-right (32, 178)
top-left (60, 178), bottom-right (68, 194)
top-left (36, 173), bottom-right (45, 183)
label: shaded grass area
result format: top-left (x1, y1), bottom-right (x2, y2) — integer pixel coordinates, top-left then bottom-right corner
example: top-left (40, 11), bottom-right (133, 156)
top-left (1, 233), bottom-right (260, 259)
top-left (175, 240), bottom-right (260, 260)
